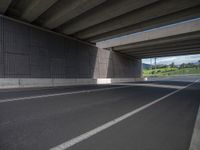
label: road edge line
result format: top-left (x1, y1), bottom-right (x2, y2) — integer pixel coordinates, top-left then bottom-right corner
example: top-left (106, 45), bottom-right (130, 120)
top-left (189, 103), bottom-right (200, 150)
top-left (0, 85), bottom-right (131, 104)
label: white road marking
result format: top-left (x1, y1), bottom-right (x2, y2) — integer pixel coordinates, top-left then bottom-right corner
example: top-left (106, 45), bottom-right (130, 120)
top-left (189, 103), bottom-right (200, 150)
top-left (113, 83), bottom-right (184, 89)
top-left (0, 82), bottom-right (191, 104)
top-left (0, 85), bottom-right (132, 104)
top-left (50, 79), bottom-right (199, 150)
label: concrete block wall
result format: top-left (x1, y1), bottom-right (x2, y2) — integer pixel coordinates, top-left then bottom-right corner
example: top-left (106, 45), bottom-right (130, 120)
top-left (94, 49), bottom-right (142, 78)
top-left (0, 16), bottom-right (141, 81)
top-left (0, 78), bottom-right (145, 89)
top-left (0, 17), bottom-right (4, 78)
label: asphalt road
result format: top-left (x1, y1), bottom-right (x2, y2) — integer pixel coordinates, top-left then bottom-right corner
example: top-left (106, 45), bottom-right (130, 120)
top-left (0, 76), bottom-right (199, 150)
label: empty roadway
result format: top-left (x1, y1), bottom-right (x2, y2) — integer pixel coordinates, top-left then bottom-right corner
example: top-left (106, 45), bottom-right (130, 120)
top-left (0, 76), bottom-right (199, 150)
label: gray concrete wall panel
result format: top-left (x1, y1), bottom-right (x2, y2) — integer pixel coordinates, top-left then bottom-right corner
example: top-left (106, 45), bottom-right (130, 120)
top-left (0, 16), bottom-right (141, 79)
top-left (0, 17), bottom-right (4, 77)
top-left (0, 64), bottom-right (4, 78)
top-left (5, 53), bottom-right (30, 77)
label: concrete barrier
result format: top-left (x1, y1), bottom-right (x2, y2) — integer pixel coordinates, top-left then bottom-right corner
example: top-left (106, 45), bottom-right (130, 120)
top-left (96, 78), bottom-right (145, 84)
top-left (19, 78), bottom-right (53, 87)
top-left (111, 78), bottom-right (135, 83)
top-left (52, 79), bottom-right (77, 86)
top-left (76, 79), bottom-right (97, 85)
top-left (97, 78), bottom-right (111, 84)
top-left (0, 78), bottom-right (20, 88)
top-left (0, 78), bottom-right (144, 89)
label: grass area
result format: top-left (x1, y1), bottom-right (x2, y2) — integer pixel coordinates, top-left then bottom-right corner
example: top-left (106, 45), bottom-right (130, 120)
top-left (143, 67), bottom-right (200, 77)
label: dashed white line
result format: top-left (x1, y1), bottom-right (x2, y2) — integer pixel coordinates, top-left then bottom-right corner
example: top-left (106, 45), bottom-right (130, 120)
top-left (50, 79), bottom-right (199, 150)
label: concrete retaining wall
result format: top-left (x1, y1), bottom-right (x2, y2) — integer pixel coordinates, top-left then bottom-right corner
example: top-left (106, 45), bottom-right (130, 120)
top-left (0, 16), bottom-right (141, 79)
top-left (0, 78), bottom-right (144, 89)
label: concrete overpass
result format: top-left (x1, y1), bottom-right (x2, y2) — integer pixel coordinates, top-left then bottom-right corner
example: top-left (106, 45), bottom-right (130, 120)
top-left (97, 19), bottom-right (200, 58)
top-left (0, 1), bottom-right (200, 150)
top-left (0, 0), bottom-right (200, 87)
top-left (0, 0), bottom-right (199, 43)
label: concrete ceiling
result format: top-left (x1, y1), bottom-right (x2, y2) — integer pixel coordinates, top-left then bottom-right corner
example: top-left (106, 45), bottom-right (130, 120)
top-left (1, 0), bottom-right (200, 58)
top-left (98, 19), bottom-right (200, 58)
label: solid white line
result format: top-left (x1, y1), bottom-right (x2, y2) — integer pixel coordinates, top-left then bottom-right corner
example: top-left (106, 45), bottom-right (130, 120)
top-left (50, 80), bottom-right (199, 150)
top-left (0, 82), bottom-right (189, 104)
top-left (113, 83), bottom-right (184, 89)
top-left (0, 85), bottom-right (131, 104)
top-left (189, 104), bottom-right (200, 150)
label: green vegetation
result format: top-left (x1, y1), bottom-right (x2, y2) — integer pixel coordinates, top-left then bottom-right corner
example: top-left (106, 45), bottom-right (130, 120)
top-left (143, 61), bottom-right (200, 77)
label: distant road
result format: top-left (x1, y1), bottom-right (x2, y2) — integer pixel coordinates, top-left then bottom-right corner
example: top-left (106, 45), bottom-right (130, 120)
top-left (147, 74), bottom-right (200, 82)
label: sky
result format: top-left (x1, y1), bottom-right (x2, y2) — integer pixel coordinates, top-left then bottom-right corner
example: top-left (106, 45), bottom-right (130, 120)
top-left (142, 54), bottom-right (200, 65)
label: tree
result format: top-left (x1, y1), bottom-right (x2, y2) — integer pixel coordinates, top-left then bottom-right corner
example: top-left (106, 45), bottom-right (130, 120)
top-left (170, 62), bottom-right (175, 68)
top-left (198, 60), bottom-right (200, 68)
top-left (180, 63), bottom-right (185, 69)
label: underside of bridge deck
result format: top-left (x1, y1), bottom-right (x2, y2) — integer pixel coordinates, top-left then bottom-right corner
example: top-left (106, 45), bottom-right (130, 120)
top-left (0, 0), bottom-right (199, 44)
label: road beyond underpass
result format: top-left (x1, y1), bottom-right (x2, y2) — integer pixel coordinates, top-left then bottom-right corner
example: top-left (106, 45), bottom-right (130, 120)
top-left (0, 76), bottom-right (199, 150)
